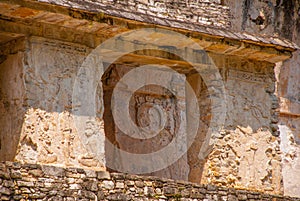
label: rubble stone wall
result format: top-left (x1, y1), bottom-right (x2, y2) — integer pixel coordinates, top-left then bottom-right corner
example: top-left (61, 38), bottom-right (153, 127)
top-left (1, 161), bottom-right (300, 201)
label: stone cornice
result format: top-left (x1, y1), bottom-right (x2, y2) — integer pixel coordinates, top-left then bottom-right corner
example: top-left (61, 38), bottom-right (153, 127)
top-left (0, 0), bottom-right (298, 63)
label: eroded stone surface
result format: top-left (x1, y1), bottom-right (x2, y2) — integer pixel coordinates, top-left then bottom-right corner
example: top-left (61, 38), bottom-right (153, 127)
top-left (225, 0), bottom-right (300, 196)
top-left (0, 51), bottom-right (25, 161)
top-left (201, 55), bottom-right (282, 193)
top-left (279, 119), bottom-right (300, 197)
top-left (14, 37), bottom-right (105, 170)
top-left (0, 34), bottom-right (285, 195)
top-left (0, 0), bottom-right (299, 197)
top-left (202, 128), bottom-right (282, 193)
top-left (38, 0), bottom-right (231, 29)
top-left (102, 63), bottom-right (190, 180)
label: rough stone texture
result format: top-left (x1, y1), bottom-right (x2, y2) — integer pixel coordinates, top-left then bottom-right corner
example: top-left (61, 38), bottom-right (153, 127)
top-left (0, 34), bottom-right (26, 161)
top-left (0, 161), bottom-right (300, 201)
top-left (12, 36), bottom-right (106, 170)
top-left (0, 0), bottom-right (299, 198)
top-left (202, 128), bottom-right (282, 193)
top-left (0, 0), bottom-right (298, 50)
top-left (102, 64), bottom-right (190, 181)
top-left (38, 0), bottom-right (231, 29)
top-left (277, 16), bottom-right (300, 196)
top-left (199, 55), bottom-right (282, 193)
top-left (224, 0), bottom-right (300, 197)
top-left (1, 32), bottom-right (282, 194)
top-left (279, 118), bottom-right (300, 197)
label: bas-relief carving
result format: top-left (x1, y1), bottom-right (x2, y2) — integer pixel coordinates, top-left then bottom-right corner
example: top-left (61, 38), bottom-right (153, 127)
top-left (202, 64), bottom-right (282, 192)
top-left (135, 94), bottom-right (174, 144)
top-left (225, 69), bottom-right (272, 131)
top-left (15, 37), bottom-right (105, 170)
top-left (228, 69), bottom-right (270, 83)
top-left (5, 35), bottom-right (283, 194)
top-left (103, 65), bottom-right (189, 180)
top-left (134, 92), bottom-right (189, 180)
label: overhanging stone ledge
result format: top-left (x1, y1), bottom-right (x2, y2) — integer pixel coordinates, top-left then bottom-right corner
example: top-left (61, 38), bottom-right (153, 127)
top-left (0, 0), bottom-right (298, 64)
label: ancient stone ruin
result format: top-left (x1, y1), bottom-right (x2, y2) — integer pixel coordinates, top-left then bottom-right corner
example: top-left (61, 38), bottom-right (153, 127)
top-left (0, 0), bottom-right (300, 200)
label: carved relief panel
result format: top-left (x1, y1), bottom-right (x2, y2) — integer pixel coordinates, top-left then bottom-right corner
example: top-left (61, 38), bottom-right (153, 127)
top-left (103, 64), bottom-right (189, 180)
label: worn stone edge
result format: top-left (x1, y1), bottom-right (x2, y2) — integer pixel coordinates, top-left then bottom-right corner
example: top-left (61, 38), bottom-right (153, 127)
top-left (1, 0), bottom-right (299, 51)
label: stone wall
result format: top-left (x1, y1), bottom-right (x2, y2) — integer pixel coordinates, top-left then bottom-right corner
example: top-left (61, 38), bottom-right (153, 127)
top-left (0, 25), bottom-right (284, 189)
top-left (201, 55), bottom-right (282, 194)
top-left (279, 117), bottom-right (300, 197)
top-left (1, 33), bottom-right (283, 194)
top-left (223, 0), bottom-right (300, 197)
top-left (13, 36), bottom-right (106, 170)
top-left (1, 161), bottom-right (300, 201)
top-left (0, 33), bottom-right (26, 161)
top-left (37, 0), bottom-right (231, 29)
top-left (0, 0), bottom-right (298, 197)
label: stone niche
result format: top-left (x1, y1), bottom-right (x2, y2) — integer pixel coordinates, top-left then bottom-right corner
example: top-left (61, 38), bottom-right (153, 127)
top-left (0, 33), bottom-right (291, 195)
top-left (100, 50), bottom-right (213, 182)
top-left (102, 63), bottom-right (190, 181)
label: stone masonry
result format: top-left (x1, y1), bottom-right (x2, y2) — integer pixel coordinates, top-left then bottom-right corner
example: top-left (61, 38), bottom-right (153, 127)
top-left (1, 161), bottom-right (300, 201)
top-left (224, 0), bottom-right (300, 197)
top-left (0, 0), bottom-right (300, 199)
top-left (38, 0), bottom-right (231, 29)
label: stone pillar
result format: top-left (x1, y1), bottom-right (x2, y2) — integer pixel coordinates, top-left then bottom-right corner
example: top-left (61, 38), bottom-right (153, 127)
top-left (0, 34), bottom-right (25, 161)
